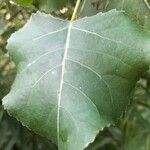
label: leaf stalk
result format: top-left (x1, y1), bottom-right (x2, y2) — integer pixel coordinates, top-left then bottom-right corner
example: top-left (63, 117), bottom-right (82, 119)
top-left (71, 0), bottom-right (81, 21)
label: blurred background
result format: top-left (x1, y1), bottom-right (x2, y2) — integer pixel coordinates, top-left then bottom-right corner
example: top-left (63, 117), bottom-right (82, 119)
top-left (0, 0), bottom-right (150, 149)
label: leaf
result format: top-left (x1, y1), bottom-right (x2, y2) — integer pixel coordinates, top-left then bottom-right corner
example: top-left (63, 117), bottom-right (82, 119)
top-left (35, 0), bottom-right (72, 12)
top-left (117, 108), bottom-right (150, 150)
top-left (13, 0), bottom-right (34, 7)
top-left (81, 0), bottom-right (150, 30)
top-left (123, 131), bottom-right (150, 150)
top-left (0, 106), bottom-right (3, 121)
top-left (13, 0), bottom-right (73, 12)
top-left (0, 16), bottom-right (4, 35)
top-left (2, 10), bottom-right (150, 150)
top-left (80, 0), bottom-right (104, 17)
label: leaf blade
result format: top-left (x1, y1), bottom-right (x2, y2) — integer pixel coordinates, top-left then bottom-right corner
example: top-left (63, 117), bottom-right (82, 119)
top-left (3, 10), bottom-right (150, 150)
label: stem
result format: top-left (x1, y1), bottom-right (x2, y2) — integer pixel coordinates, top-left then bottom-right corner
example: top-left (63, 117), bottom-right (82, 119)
top-left (144, 0), bottom-right (150, 10)
top-left (71, 0), bottom-right (81, 21)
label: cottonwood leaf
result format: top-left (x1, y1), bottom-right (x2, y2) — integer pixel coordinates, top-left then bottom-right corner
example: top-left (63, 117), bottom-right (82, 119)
top-left (2, 10), bottom-right (150, 150)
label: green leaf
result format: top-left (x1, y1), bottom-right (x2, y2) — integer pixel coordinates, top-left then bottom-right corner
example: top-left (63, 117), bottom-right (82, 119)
top-left (35, 0), bottom-right (72, 12)
top-left (0, 106), bottom-right (3, 121)
top-left (13, 0), bottom-right (34, 7)
top-left (123, 131), bottom-right (150, 150)
top-left (0, 17), bottom-right (4, 35)
top-left (80, 0), bottom-right (102, 17)
top-left (81, 0), bottom-right (150, 30)
top-left (13, 0), bottom-right (73, 12)
top-left (2, 10), bottom-right (150, 150)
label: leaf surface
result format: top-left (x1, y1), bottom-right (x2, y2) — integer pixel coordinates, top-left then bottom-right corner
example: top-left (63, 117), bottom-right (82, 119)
top-left (2, 10), bottom-right (150, 150)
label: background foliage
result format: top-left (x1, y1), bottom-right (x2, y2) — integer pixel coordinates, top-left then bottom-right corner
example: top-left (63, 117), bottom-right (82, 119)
top-left (0, 0), bottom-right (150, 149)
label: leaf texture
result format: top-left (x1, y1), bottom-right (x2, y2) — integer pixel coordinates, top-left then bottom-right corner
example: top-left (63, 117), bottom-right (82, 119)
top-left (2, 10), bottom-right (150, 150)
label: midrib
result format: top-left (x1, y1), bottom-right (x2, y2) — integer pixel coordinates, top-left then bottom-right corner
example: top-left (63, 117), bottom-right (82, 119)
top-left (57, 22), bottom-right (73, 144)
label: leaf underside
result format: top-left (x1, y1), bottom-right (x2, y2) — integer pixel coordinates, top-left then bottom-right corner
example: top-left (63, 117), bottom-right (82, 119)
top-left (2, 10), bottom-right (150, 150)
